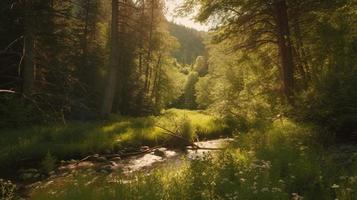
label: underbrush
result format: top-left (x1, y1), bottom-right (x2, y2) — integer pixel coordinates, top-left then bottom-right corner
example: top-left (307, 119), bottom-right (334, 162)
top-left (33, 119), bottom-right (357, 200)
top-left (0, 109), bottom-right (227, 177)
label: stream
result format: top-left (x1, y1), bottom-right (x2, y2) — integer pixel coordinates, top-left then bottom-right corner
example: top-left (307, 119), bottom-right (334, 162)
top-left (23, 138), bottom-right (233, 197)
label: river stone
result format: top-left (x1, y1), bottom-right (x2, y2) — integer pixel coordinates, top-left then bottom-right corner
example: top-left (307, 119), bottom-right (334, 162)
top-left (69, 159), bottom-right (77, 164)
top-left (98, 165), bottom-right (113, 173)
top-left (96, 156), bottom-right (108, 162)
top-left (111, 157), bottom-right (122, 161)
top-left (20, 173), bottom-right (34, 180)
top-left (104, 149), bottom-right (112, 154)
top-left (141, 146), bottom-right (150, 151)
top-left (154, 149), bottom-right (166, 157)
top-left (26, 168), bottom-right (39, 174)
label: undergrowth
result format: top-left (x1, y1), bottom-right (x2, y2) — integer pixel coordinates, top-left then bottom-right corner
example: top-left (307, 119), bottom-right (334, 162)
top-left (0, 109), bottom-right (228, 177)
top-left (33, 119), bottom-right (357, 200)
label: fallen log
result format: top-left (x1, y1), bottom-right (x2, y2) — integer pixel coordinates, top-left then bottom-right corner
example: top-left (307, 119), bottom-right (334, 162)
top-left (155, 125), bottom-right (224, 151)
top-left (155, 125), bottom-right (201, 149)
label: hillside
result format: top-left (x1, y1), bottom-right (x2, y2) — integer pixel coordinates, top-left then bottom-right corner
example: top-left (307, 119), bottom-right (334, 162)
top-left (168, 22), bottom-right (206, 65)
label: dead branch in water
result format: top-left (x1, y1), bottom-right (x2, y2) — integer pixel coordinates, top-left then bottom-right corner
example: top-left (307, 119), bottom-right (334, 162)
top-left (155, 125), bottom-right (224, 150)
top-left (155, 125), bottom-right (200, 149)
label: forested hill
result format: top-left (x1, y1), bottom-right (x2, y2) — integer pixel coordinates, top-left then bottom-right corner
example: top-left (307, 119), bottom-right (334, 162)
top-left (168, 22), bottom-right (206, 65)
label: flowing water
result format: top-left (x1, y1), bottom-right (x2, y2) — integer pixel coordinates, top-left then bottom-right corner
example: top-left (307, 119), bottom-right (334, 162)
top-left (25, 138), bottom-right (233, 197)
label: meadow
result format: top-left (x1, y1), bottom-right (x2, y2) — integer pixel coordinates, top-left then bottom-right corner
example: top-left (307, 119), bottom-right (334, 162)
top-left (31, 119), bottom-right (357, 200)
top-left (0, 109), bottom-right (228, 177)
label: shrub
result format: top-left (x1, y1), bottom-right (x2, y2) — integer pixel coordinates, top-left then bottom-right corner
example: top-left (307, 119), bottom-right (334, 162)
top-left (40, 151), bottom-right (57, 174)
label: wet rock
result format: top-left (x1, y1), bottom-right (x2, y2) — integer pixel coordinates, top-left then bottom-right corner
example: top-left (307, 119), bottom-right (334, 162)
top-left (98, 165), bottom-right (113, 173)
top-left (19, 169), bottom-right (41, 181)
top-left (124, 147), bottom-right (137, 153)
top-left (20, 173), bottom-right (34, 181)
top-left (107, 153), bottom-right (121, 158)
top-left (103, 149), bottom-right (112, 154)
top-left (27, 181), bottom-right (42, 189)
top-left (96, 156), bottom-right (108, 162)
top-left (154, 149), bottom-right (166, 157)
top-left (87, 154), bottom-right (107, 162)
top-left (141, 146), bottom-right (150, 151)
top-left (69, 159), bottom-right (77, 164)
top-left (111, 157), bottom-right (122, 161)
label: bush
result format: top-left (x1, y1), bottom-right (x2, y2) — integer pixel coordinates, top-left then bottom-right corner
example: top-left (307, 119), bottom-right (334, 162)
top-left (40, 151), bottom-right (57, 174)
top-left (295, 15), bottom-right (357, 141)
top-left (0, 95), bottom-right (39, 128)
top-left (178, 117), bottom-right (194, 142)
top-left (32, 119), bottom-right (357, 200)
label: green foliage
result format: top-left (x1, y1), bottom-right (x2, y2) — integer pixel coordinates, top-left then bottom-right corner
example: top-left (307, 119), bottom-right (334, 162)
top-left (195, 76), bottom-right (213, 109)
top-left (184, 72), bottom-right (199, 109)
top-left (33, 119), bottom-right (357, 200)
top-left (178, 117), bottom-right (194, 143)
top-left (0, 95), bottom-right (41, 128)
top-left (40, 151), bottom-right (57, 174)
top-left (295, 5), bottom-right (357, 140)
top-left (193, 56), bottom-right (208, 76)
top-left (0, 109), bottom-right (227, 176)
top-left (168, 22), bottom-right (206, 65)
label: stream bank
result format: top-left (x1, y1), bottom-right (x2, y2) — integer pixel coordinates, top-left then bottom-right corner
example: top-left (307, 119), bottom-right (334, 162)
top-left (18, 138), bottom-right (233, 199)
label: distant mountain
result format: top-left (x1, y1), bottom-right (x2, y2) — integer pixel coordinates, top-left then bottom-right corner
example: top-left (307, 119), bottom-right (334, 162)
top-left (168, 22), bottom-right (206, 65)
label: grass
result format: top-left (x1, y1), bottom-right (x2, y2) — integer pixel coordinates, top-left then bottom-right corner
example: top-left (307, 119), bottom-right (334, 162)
top-left (0, 109), bottom-right (228, 176)
top-left (32, 118), bottom-right (357, 200)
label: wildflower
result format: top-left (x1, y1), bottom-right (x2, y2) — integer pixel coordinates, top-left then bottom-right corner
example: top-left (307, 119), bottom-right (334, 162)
top-left (346, 188), bottom-right (352, 192)
top-left (278, 179), bottom-right (285, 184)
top-left (331, 184), bottom-right (340, 189)
top-left (240, 178), bottom-right (246, 183)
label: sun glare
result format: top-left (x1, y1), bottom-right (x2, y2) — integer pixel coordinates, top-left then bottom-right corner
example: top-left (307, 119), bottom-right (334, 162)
top-left (164, 0), bottom-right (210, 31)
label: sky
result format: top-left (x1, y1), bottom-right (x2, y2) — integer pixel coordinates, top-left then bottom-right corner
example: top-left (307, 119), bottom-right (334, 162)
top-left (164, 0), bottom-right (210, 31)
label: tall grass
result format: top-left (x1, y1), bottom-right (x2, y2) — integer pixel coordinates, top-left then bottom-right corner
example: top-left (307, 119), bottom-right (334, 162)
top-left (0, 109), bottom-right (227, 176)
top-left (33, 119), bottom-right (357, 200)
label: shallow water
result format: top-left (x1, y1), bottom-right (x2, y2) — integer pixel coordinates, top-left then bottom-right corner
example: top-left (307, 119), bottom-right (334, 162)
top-left (26, 138), bottom-right (233, 197)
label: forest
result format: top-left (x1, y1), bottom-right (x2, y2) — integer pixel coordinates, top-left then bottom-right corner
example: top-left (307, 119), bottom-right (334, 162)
top-left (0, 0), bottom-right (356, 199)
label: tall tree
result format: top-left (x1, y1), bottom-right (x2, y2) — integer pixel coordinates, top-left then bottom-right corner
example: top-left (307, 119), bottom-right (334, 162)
top-left (22, 2), bottom-right (36, 96)
top-left (274, 0), bottom-right (294, 102)
top-left (101, 0), bottom-right (119, 117)
top-left (180, 0), bottom-right (296, 102)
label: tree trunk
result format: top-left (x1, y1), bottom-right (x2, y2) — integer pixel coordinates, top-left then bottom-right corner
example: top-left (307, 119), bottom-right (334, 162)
top-left (274, 0), bottom-right (295, 103)
top-left (101, 0), bottom-right (119, 117)
top-left (151, 53), bottom-right (162, 100)
top-left (23, 17), bottom-right (35, 96)
top-left (144, 0), bottom-right (155, 94)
